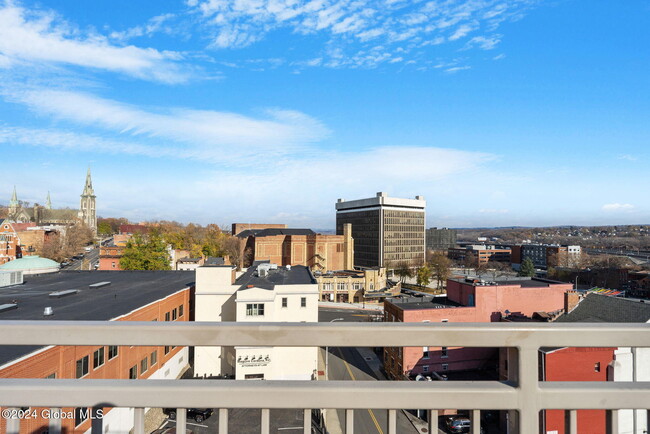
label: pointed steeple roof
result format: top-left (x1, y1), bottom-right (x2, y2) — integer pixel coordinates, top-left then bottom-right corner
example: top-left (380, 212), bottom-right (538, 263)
top-left (45, 191), bottom-right (52, 209)
top-left (9, 186), bottom-right (18, 206)
top-left (81, 167), bottom-right (94, 197)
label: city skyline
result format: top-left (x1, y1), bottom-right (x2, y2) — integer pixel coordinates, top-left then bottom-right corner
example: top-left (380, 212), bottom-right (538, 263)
top-left (1, 0), bottom-right (649, 228)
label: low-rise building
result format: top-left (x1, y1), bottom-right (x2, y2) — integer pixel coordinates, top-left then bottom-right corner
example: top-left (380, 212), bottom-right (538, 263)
top-left (383, 277), bottom-right (573, 380)
top-left (194, 261), bottom-right (318, 380)
top-left (237, 225), bottom-right (353, 272)
top-left (0, 220), bottom-right (21, 265)
top-left (99, 245), bottom-right (125, 270)
top-left (510, 244), bottom-right (581, 269)
top-left (0, 271), bottom-right (193, 434)
top-left (315, 267), bottom-right (399, 303)
top-left (447, 244), bottom-right (511, 265)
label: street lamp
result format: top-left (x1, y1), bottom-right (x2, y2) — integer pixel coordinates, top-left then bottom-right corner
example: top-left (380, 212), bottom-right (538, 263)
top-left (325, 318), bottom-right (344, 380)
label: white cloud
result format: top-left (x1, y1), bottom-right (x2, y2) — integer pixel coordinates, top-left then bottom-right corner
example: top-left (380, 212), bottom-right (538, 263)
top-left (109, 13), bottom-right (177, 41)
top-left (0, 3), bottom-right (189, 83)
top-left (2, 86), bottom-right (330, 159)
top-left (445, 65), bottom-right (471, 73)
top-left (187, 0), bottom-right (536, 69)
top-left (602, 203), bottom-right (635, 211)
top-left (617, 154), bottom-right (638, 161)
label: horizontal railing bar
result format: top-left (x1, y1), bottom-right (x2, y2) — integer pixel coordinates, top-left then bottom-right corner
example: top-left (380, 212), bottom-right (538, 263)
top-left (539, 382), bottom-right (650, 409)
top-left (1, 379), bottom-right (649, 410)
top-left (0, 379), bottom-right (519, 409)
top-left (0, 321), bottom-right (648, 347)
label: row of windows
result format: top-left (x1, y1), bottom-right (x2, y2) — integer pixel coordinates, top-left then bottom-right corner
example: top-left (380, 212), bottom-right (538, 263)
top-left (129, 350), bottom-right (159, 379)
top-left (321, 282), bottom-right (370, 291)
top-left (422, 346), bottom-right (448, 359)
top-left (164, 304), bottom-right (184, 321)
top-left (76, 346), bottom-right (119, 378)
top-left (248, 298), bottom-right (308, 315)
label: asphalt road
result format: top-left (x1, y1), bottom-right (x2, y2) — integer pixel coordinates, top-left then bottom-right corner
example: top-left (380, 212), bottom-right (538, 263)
top-left (66, 248), bottom-right (99, 270)
top-left (318, 307), bottom-right (376, 323)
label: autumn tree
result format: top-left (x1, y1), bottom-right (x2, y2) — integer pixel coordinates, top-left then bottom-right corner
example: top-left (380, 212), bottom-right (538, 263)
top-left (120, 234), bottom-right (171, 270)
top-left (416, 264), bottom-right (433, 288)
top-left (429, 251), bottom-right (452, 289)
top-left (223, 236), bottom-right (244, 269)
top-left (394, 261), bottom-right (414, 283)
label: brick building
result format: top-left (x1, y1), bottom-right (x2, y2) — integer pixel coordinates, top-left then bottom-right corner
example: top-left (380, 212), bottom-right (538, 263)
top-left (510, 244), bottom-right (581, 269)
top-left (447, 244), bottom-right (511, 265)
top-left (383, 277), bottom-right (573, 380)
top-left (0, 271), bottom-right (194, 434)
top-left (0, 220), bottom-right (21, 265)
top-left (315, 267), bottom-right (399, 303)
top-left (237, 226), bottom-right (353, 272)
top-left (232, 223), bottom-right (287, 236)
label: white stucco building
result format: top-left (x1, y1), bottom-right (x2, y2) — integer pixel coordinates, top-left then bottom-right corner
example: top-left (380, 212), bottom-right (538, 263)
top-left (194, 261), bottom-right (319, 380)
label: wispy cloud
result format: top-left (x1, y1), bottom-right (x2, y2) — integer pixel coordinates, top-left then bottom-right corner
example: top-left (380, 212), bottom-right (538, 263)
top-left (1, 85), bottom-right (330, 160)
top-left (0, 2), bottom-right (189, 83)
top-left (602, 203), bottom-right (635, 211)
top-left (617, 154), bottom-right (638, 161)
top-left (187, 0), bottom-right (536, 69)
top-left (109, 13), bottom-right (177, 41)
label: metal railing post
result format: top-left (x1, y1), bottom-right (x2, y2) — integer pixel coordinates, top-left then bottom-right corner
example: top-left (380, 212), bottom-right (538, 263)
top-left (219, 408), bottom-right (228, 434)
top-left (133, 407), bottom-right (145, 434)
top-left (303, 409), bottom-right (311, 434)
top-left (5, 408), bottom-right (19, 434)
top-left (48, 408), bottom-right (62, 434)
top-left (428, 409), bottom-right (439, 433)
top-left (518, 345), bottom-right (540, 434)
top-left (346, 409), bottom-right (354, 433)
top-left (608, 409), bottom-right (619, 434)
top-left (261, 408), bottom-right (270, 434)
top-left (471, 409), bottom-right (481, 434)
top-left (569, 409), bottom-right (578, 433)
top-left (176, 408), bottom-right (186, 434)
top-left (387, 409), bottom-right (396, 434)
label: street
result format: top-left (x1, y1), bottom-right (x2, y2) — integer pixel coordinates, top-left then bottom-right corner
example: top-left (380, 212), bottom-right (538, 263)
top-left (65, 247), bottom-right (99, 271)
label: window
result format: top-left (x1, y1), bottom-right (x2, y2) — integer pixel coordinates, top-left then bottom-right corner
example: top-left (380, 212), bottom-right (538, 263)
top-left (111, 262), bottom-right (116, 268)
top-left (594, 362), bottom-right (601, 372)
top-left (442, 363), bottom-right (449, 371)
top-left (93, 347), bottom-right (104, 369)
top-left (172, 308), bottom-right (177, 320)
top-left (45, 373), bottom-right (56, 379)
top-left (441, 347), bottom-right (448, 358)
top-left (76, 355), bottom-right (89, 378)
top-left (422, 347), bottom-right (429, 359)
top-left (282, 297), bottom-right (287, 308)
top-left (246, 303), bottom-right (265, 316)
top-left (151, 351), bottom-right (157, 366)
top-left (165, 312), bottom-right (170, 321)
top-left (441, 319), bottom-right (449, 323)
top-left (129, 365), bottom-right (137, 379)
top-left (108, 346), bottom-right (118, 360)
top-left (423, 365), bottom-right (429, 373)
top-left (300, 297), bottom-right (306, 308)
top-left (179, 304), bottom-right (184, 317)
top-left (140, 357), bottom-right (148, 373)
top-left (75, 408), bottom-right (88, 427)
top-left (164, 346), bottom-right (170, 355)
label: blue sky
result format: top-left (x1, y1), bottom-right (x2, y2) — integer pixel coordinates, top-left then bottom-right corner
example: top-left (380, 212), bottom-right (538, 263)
top-left (0, 0), bottom-right (648, 229)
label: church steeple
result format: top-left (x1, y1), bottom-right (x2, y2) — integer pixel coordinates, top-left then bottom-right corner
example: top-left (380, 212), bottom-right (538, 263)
top-left (82, 167), bottom-right (94, 196)
top-left (45, 191), bottom-right (52, 210)
top-left (9, 186), bottom-right (18, 207)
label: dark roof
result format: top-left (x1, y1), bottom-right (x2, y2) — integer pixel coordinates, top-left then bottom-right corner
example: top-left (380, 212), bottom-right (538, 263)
top-left (556, 293), bottom-right (650, 323)
top-left (449, 277), bottom-right (569, 288)
top-left (236, 228), bottom-right (316, 238)
top-left (386, 295), bottom-right (462, 310)
top-left (0, 270), bottom-right (195, 367)
top-left (205, 257), bottom-right (226, 266)
top-left (236, 262), bottom-right (315, 290)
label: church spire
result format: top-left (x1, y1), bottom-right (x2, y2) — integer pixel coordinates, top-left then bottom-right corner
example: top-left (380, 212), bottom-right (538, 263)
top-left (9, 186), bottom-right (18, 206)
top-left (45, 191), bottom-right (52, 209)
top-left (82, 167), bottom-right (94, 196)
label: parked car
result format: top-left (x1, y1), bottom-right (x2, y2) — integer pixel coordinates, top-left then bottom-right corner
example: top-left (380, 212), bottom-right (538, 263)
top-left (162, 408), bottom-right (213, 423)
top-left (61, 262), bottom-right (70, 267)
top-left (446, 416), bottom-right (484, 433)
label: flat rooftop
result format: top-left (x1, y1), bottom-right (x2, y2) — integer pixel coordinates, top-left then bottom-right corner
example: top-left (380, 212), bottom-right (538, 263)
top-left (236, 228), bottom-right (316, 238)
top-left (336, 192), bottom-right (425, 211)
top-left (386, 295), bottom-right (462, 310)
top-left (450, 277), bottom-right (569, 288)
top-left (0, 270), bottom-right (195, 367)
top-left (237, 262), bottom-right (316, 290)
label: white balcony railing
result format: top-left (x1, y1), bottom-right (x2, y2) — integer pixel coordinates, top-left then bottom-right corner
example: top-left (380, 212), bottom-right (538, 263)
top-left (1, 321), bottom-right (649, 434)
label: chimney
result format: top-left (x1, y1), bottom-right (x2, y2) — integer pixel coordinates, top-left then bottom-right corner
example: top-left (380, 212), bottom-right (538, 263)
top-left (343, 223), bottom-right (354, 270)
top-left (564, 291), bottom-right (582, 313)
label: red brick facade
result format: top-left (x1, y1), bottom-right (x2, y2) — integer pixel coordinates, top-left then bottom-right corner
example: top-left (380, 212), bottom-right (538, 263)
top-left (0, 288), bottom-right (191, 434)
top-left (0, 221), bottom-right (21, 265)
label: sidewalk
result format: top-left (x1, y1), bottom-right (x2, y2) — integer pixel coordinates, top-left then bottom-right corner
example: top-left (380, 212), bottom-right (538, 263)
top-left (318, 301), bottom-right (383, 311)
top-left (318, 348), bottom-right (343, 434)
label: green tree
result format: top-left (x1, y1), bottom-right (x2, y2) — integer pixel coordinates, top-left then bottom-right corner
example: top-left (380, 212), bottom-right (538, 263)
top-left (120, 234), bottom-right (171, 270)
top-left (97, 220), bottom-right (112, 236)
top-left (416, 264), bottom-right (433, 288)
top-left (394, 261), bottom-right (414, 283)
top-left (518, 258), bottom-right (536, 277)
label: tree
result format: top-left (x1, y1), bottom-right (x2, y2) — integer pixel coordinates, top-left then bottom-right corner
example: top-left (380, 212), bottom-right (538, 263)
top-left (41, 233), bottom-right (66, 262)
top-left (463, 252), bottom-right (477, 270)
top-left (120, 234), bottom-right (171, 270)
top-left (429, 251), bottom-right (452, 289)
top-left (518, 258), bottom-right (536, 277)
top-left (97, 220), bottom-right (112, 236)
top-left (223, 236), bottom-right (243, 269)
top-left (416, 264), bottom-right (432, 288)
top-left (394, 261), bottom-right (414, 283)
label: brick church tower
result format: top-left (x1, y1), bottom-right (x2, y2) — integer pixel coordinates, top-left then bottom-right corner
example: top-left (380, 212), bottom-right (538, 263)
top-left (78, 168), bottom-right (97, 235)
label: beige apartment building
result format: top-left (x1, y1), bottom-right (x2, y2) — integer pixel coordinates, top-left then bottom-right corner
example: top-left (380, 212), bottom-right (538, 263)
top-left (315, 267), bottom-right (400, 303)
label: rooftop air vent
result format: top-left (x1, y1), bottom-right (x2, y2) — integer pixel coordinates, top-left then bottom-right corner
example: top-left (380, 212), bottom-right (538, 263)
top-left (0, 303), bottom-right (18, 314)
top-left (89, 281), bottom-right (111, 289)
top-left (44, 307), bottom-right (53, 316)
top-left (49, 290), bottom-right (79, 298)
